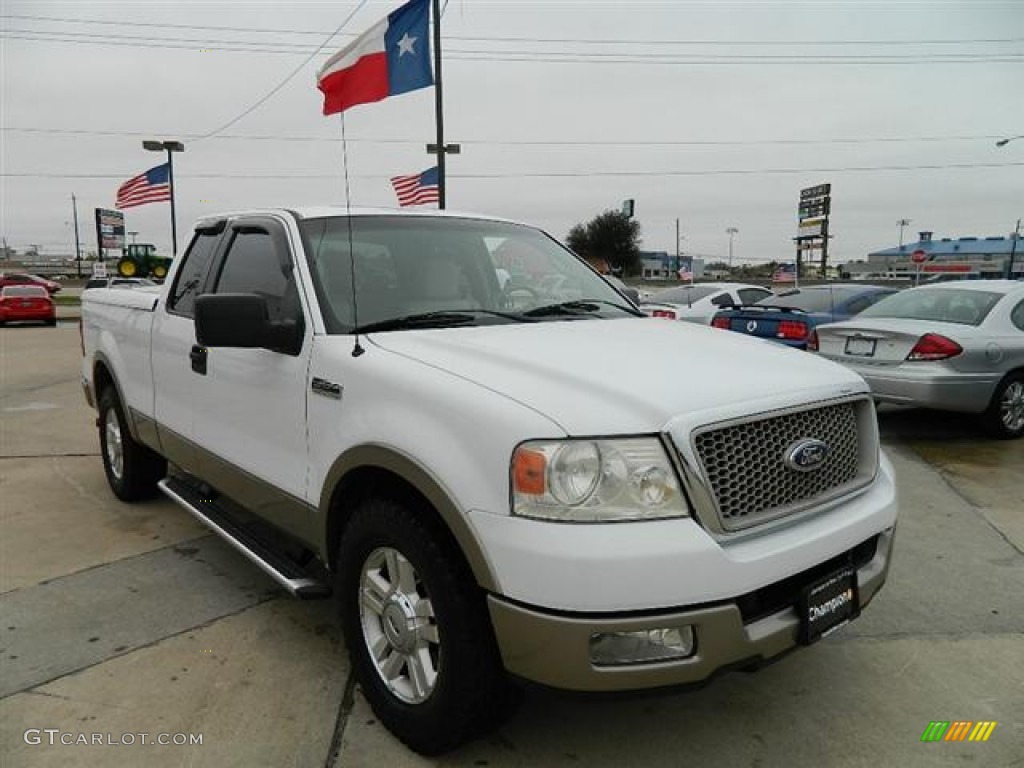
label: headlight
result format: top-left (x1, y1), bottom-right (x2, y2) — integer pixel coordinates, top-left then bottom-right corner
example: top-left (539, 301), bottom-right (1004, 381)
top-left (511, 438), bottom-right (689, 522)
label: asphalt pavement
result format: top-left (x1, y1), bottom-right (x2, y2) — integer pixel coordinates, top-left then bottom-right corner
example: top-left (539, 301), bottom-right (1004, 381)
top-left (1, 326), bottom-right (1021, 767)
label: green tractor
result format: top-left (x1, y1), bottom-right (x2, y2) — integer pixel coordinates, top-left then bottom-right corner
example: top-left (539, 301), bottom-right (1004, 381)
top-left (116, 243), bottom-right (173, 280)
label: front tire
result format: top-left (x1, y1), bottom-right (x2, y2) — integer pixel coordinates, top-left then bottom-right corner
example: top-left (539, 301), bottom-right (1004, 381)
top-left (337, 497), bottom-right (510, 755)
top-left (98, 387), bottom-right (167, 500)
top-left (983, 372), bottom-right (1024, 439)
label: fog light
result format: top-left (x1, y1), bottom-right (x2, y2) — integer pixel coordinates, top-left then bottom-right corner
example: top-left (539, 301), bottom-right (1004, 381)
top-left (589, 626), bottom-right (695, 666)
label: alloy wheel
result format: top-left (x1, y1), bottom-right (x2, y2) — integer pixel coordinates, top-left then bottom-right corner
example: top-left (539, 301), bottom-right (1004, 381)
top-left (359, 547), bottom-right (440, 704)
top-left (1001, 381), bottom-right (1024, 433)
top-left (104, 408), bottom-right (124, 481)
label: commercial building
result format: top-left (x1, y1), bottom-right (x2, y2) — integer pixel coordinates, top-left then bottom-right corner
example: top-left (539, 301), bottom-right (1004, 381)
top-left (843, 231), bottom-right (1022, 280)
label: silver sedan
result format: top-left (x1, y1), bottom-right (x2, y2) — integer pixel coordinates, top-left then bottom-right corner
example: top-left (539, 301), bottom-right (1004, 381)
top-left (811, 280), bottom-right (1024, 438)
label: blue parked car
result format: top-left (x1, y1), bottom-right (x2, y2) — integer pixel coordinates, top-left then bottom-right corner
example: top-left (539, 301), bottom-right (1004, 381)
top-left (711, 284), bottom-right (897, 350)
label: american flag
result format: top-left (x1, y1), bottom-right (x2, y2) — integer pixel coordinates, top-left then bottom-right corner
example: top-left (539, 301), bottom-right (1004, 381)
top-left (116, 164), bottom-right (171, 209)
top-left (390, 166), bottom-right (439, 207)
top-left (772, 263), bottom-right (797, 283)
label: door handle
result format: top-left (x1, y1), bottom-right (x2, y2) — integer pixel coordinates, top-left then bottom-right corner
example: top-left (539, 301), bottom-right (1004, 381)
top-left (189, 345), bottom-right (208, 375)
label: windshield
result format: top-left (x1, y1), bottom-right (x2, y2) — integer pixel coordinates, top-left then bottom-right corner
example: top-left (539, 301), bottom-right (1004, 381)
top-left (298, 216), bottom-right (638, 333)
top-left (758, 287), bottom-right (861, 313)
top-left (650, 285), bottom-right (718, 304)
top-left (859, 288), bottom-right (1003, 326)
top-left (2, 285), bottom-right (48, 297)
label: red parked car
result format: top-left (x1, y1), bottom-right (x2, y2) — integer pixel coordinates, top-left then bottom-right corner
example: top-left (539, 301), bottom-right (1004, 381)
top-left (0, 285), bottom-right (57, 326)
top-left (0, 272), bottom-right (61, 294)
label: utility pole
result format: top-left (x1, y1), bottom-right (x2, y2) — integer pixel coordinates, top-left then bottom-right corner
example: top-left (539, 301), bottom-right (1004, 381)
top-left (1008, 218), bottom-right (1021, 279)
top-left (72, 194), bottom-right (82, 277)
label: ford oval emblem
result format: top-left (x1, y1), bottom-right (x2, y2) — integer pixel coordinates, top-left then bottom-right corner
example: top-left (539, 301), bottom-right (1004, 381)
top-left (784, 439), bottom-right (829, 472)
top-left (746, 320), bottom-right (758, 332)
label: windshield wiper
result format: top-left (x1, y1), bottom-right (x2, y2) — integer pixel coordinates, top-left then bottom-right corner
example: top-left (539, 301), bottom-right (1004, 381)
top-left (523, 299), bottom-right (641, 318)
top-left (354, 309), bottom-right (527, 334)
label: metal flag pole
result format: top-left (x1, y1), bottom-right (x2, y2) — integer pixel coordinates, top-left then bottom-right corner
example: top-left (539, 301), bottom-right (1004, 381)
top-left (431, 0), bottom-right (445, 209)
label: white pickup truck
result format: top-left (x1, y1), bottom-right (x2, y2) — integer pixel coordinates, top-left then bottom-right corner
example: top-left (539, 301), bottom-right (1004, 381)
top-left (81, 208), bottom-right (897, 754)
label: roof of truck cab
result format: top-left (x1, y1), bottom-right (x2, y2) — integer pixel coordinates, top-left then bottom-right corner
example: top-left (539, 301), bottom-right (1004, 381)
top-left (194, 207), bottom-right (521, 229)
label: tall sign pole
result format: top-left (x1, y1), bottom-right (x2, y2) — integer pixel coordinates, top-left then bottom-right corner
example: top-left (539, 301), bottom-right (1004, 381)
top-left (431, 0), bottom-right (446, 209)
top-left (796, 183), bottom-right (831, 279)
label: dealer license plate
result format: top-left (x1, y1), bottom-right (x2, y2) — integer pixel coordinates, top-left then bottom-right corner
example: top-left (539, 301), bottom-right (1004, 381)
top-left (799, 566), bottom-right (858, 644)
top-left (844, 337), bottom-right (876, 357)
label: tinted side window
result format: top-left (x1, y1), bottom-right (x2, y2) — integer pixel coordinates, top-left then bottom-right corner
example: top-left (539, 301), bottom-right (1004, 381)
top-left (845, 296), bottom-right (872, 315)
top-left (739, 288), bottom-right (771, 305)
top-left (168, 233), bottom-right (219, 316)
top-left (214, 230), bottom-right (295, 322)
top-left (1011, 299), bottom-right (1024, 331)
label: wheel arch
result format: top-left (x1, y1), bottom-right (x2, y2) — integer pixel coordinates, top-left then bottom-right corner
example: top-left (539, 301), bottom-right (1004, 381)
top-left (319, 445), bottom-right (499, 593)
top-left (92, 354), bottom-right (141, 441)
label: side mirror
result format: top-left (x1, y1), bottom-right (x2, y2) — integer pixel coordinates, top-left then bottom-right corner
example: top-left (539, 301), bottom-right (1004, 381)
top-left (195, 293), bottom-right (302, 355)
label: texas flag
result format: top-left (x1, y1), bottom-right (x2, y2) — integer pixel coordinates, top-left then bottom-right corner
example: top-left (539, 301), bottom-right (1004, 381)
top-left (317, 0), bottom-right (433, 115)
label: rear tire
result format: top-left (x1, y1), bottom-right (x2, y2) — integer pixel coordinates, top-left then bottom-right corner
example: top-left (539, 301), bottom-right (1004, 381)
top-left (336, 496), bottom-right (511, 755)
top-left (116, 257), bottom-right (138, 278)
top-left (98, 387), bottom-right (167, 500)
top-left (983, 372), bottom-right (1024, 439)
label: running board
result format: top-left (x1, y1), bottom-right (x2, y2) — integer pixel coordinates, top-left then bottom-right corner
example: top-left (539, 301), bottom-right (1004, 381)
top-left (159, 477), bottom-right (331, 599)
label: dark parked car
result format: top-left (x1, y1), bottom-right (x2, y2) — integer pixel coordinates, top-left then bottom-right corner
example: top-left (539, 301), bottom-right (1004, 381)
top-left (711, 284), bottom-right (897, 350)
top-left (0, 272), bottom-right (61, 294)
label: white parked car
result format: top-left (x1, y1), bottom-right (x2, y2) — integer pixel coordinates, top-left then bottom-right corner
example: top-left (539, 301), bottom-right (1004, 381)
top-left (81, 208), bottom-right (897, 754)
top-left (642, 282), bottom-right (773, 324)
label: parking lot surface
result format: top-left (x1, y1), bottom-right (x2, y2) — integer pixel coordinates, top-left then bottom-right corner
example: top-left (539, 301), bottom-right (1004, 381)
top-left (2, 326), bottom-right (1021, 767)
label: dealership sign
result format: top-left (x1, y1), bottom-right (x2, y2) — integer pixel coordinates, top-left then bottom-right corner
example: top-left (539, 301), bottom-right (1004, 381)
top-left (94, 208), bottom-right (125, 254)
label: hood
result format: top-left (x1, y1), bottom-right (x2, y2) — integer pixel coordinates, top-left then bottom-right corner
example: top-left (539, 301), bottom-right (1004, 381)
top-left (368, 317), bottom-right (868, 435)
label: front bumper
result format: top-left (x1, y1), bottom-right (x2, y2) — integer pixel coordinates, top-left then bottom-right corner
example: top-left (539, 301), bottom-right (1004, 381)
top-left (488, 528), bottom-right (894, 692)
top-left (843, 362), bottom-right (998, 413)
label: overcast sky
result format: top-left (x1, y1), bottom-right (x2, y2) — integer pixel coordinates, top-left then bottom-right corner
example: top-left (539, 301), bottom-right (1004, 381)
top-left (2, 0), bottom-right (1022, 266)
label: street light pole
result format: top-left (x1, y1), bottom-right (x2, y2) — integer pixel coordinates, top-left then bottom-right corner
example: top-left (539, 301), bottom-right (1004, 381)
top-left (675, 218), bottom-right (680, 277)
top-left (897, 218), bottom-right (911, 249)
top-left (726, 227), bottom-right (739, 272)
top-left (142, 140), bottom-right (185, 255)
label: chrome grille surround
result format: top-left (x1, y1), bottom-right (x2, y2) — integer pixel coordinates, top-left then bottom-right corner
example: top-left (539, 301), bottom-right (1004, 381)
top-left (689, 396), bottom-right (878, 532)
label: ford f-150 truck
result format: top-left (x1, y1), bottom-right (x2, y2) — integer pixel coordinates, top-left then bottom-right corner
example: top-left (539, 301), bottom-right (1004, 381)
top-left (81, 208), bottom-right (897, 754)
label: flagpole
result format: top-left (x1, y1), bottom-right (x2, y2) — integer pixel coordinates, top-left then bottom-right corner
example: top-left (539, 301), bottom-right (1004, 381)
top-left (431, 0), bottom-right (446, 209)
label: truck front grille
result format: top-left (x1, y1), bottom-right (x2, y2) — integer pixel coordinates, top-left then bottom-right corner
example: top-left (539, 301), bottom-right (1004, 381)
top-left (692, 398), bottom-right (873, 531)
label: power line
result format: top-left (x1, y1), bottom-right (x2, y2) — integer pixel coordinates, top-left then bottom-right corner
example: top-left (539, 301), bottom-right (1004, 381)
top-left (191, 0), bottom-right (369, 140)
top-left (4, 161), bottom-right (1021, 180)
top-left (3, 13), bottom-right (1022, 47)
top-left (2, 32), bottom-right (1020, 65)
top-left (11, 25), bottom-right (1017, 59)
top-left (0, 126), bottom-right (1008, 147)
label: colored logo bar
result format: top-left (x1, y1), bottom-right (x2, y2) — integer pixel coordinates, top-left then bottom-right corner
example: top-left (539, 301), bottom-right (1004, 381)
top-left (921, 721), bottom-right (997, 742)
